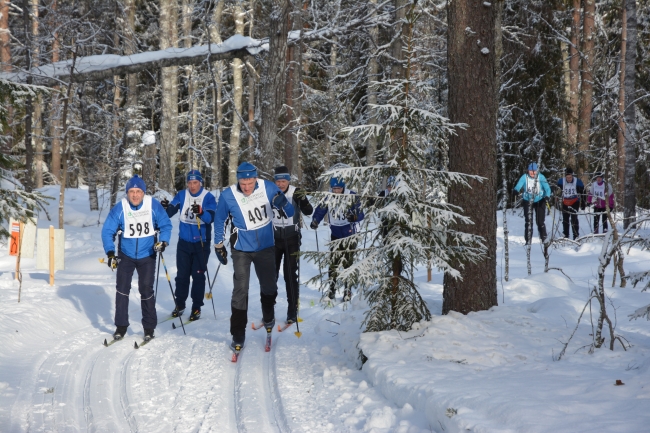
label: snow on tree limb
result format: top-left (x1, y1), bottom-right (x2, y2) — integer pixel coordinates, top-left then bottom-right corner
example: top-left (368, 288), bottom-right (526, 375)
top-left (0, 35), bottom-right (266, 86)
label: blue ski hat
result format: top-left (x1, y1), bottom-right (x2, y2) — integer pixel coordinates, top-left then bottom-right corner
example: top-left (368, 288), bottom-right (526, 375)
top-left (387, 175), bottom-right (396, 188)
top-left (187, 169), bottom-right (203, 183)
top-left (330, 177), bottom-right (345, 189)
top-left (527, 162), bottom-right (538, 171)
top-left (125, 175), bottom-right (146, 193)
top-left (236, 162), bottom-right (258, 180)
top-left (274, 166), bottom-right (291, 181)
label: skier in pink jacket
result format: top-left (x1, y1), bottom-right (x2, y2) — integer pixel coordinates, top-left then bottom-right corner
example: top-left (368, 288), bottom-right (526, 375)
top-left (587, 173), bottom-right (615, 234)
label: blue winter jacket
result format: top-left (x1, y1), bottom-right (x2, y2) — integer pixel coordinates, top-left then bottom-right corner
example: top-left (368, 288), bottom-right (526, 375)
top-left (102, 197), bottom-right (172, 259)
top-left (213, 180), bottom-right (294, 252)
top-left (312, 190), bottom-right (364, 239)
top-left (556, 177), bottom-right (585, 202)
top-left (513, 173), bottom-right (551, 203)
top-left (166, 188), bottom-right (217, 243)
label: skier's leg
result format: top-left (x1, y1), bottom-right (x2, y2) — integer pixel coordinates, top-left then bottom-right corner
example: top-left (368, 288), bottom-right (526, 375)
top-left (561, 204), bottom-right (570, 238)
top-left (284, 236), bottom-right (300, 321)
top-left (252, 246), bottom-right (278, 325)
top-left (593, 208), bottom-right (601, 233)
top-left (136, 255), bottom-right (157, 330)
top-left (174, 240), bottom-right (192, 310)
top-left (230, 249), bottom-right (252, 344)
top-left (189, 243), bottom-right (207, 311)
top-left (571, 203), bottom-right (579, 239)
top-left (536, 201), bottom-right (548, 242)
top-left (115, 255), bottom-right (136, 328)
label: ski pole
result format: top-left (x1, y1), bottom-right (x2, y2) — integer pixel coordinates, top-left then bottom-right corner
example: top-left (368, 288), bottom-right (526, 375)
top-left (160, 252), bottom-right (186, 335)
top-left (155, 251), bottom-right (161, 299)
top-left (282, 225), bottom-right (301, 338)
top-left (195, 212), bottom-right (216, 318)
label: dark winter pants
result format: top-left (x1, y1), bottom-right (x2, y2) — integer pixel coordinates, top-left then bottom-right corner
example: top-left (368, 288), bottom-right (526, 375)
top-left (328, 236), bottom-right (356, 295)
top-left (275, 234), bottom-right (301, 321)
top-left (174, 239), bottom-right (210, 312)
top-left (593, 207), bottom-right (609, 233)
top-left (562, 202), bottom-right (580, 239)
top-left (230, 246), bottom-right (278, 343)
top-left (114, 253), bottom-right (157, 330)
top-left (522, 200), bottom-right (548, 244)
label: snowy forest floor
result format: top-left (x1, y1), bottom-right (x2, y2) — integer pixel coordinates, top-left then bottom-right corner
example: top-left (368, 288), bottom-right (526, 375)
top-left (1, 186), bottom-right (649, 433)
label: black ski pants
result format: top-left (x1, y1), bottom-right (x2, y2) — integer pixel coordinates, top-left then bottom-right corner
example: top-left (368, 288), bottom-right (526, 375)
top-left (328, 235), bottom-right (356, 295)
top-left (174, 239), bottom-right (210, 312)
top-left (114, 253), bottom-right (157, 330)
top-left (230, 246), bottom-right (278, 343)
top-left (593, 207), bottom-right (609, 233)
top-left (522, 199), bottom-right (548, 244)
top-left (274, 234), bottom-right (301, 322)
top-left (562, 201), bottom-right (580, 239)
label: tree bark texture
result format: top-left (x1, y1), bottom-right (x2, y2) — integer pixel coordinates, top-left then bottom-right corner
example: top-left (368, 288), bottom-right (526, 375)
top-left (31, 0), bottom-right (43, 188)
top-left (576, 0), bottom-right (595, 183)
top-left (160, 0), bottom-right (179, 192)
top-left (623, 0), bottom-right (637, 228)
top-left (0, 0), bottom-right (12, 151)
top-left (443, 0), bottom-right (498, 315)
top-left (616, 6), bottom-right (627, 205)
top-left (248, 0), bottom-right (256, 155)
top-left (258, 0), bottom-right (291, 177)
top-left (366, 0), bottom-right (379, 166)
top-left (228, 5), bottom-right (246, 184)
top-left (209, 0), bottom-right (224, 189)
top-left (567, 0), bottom-right (581, 169)
top-left (22, 0), bottom-right (34, 192)
top-left (49, 0), bottom-right (61, 182)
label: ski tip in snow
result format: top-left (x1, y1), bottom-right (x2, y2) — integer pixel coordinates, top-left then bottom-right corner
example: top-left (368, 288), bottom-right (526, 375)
top-left (103, 339), bottom-right (108, 347)
top-left (134, 341), bottom-right (140, 349)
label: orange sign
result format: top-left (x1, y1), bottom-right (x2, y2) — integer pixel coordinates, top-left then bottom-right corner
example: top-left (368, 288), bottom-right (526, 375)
top-left (9, 221), bottom-right (20, 256)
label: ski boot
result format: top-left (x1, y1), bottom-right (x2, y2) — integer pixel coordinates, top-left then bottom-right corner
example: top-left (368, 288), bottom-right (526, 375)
top-left (171, 306), bottom-right (185, 317)
top-left (189, 309), bottom-right (201, 321)
top-left (144, 328), bottom-right (155, 342)
top-left (113, 326), bottom-right (128, 341)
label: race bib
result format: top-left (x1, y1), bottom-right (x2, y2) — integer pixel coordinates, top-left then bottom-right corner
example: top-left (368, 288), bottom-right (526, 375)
top-left (525, 177), bottom-right (540, 195)
top-left (180, 189), bottom-right (210, 225)
top-left (272, 185), bottom-right (296, 228)
top-left (329, 189), bottom-right (353, 227)
top-left (231, 181), bottom-right (272, 231)
top-left (592, 183), bottom-right (606, 200)
top-left (122, 196), bottom-right (154, 238)
top-left (563, 178), bottom-right (577, 197)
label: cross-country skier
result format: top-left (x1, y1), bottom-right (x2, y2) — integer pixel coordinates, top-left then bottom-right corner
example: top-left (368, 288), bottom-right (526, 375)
top-left (101, 175), bottom-right (173, 342)
top-left (272, 166), bottom-right (313, 325)
top-left (310, 177), bottom-right (364, 301)
top-left (513, 163), bottom-right (551, 245)
top-left (160, 170), bottom-right (217, 321)
top-left (587, 172), bottom-right (615, 234)
top-left (213, 162), bottom-right (295, 351)
top-left (556, 167), bottom-right (585, 240)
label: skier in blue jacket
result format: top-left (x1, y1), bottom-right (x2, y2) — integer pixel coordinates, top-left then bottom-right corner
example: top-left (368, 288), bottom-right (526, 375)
top-left (513, 162), bottom-right (551, 245)
top-left (310, 177), bottom-right (364, 301)
top-left (213, 162), bottom-right (294, 351)
top-left (555, 167), bottom-right (585, 240)
top-left (101, 175), bottom-right (172, 342)
top-left (160, 170), bottom-right (217, 321)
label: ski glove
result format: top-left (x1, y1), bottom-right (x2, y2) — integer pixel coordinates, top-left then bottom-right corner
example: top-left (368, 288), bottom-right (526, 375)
top-left (191, 203), bottom-right (203, 216)
top-left (310, 220), bottom-right (319, 230)
top-left (346, 210), bottom-right (357, 223)
top-left (154, 241), bottom-right (167, 253)
top-left (215, 243), bottom-right (228, 265)
top-left (160, 198), bottom-right (170, 209)
top-left (106, 251), bottom-right (120, 270)
top-left (272, 192), bottom-right (288, 210)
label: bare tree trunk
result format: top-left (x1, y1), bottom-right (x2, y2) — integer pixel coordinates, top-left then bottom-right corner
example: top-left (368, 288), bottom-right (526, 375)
top-left (50, 0), bottom-right (61, 182)
top-left (160, 0), bottom-right (179, 192)
top-left (183, 0), bottom-right (198, 170)
top-left (366, 0), bottom-right (379, 166)
top-left (292, 1), bottom-right (306, 183)
top-left (623, 0), bottom-right (637, 228)
top-left (576, 0), bottom-right (595, 183)
top-left (258, 0), bottom-right (291, 176)
top-left (0, 0), bottom-right (13, 153)
top-left (31, 0), bottom-right (44, 188)
top-left (284, 20), bottom-right (294, 172)
top-left (616, 6), bottom-right (627, 206)
top-left (566, 0), bottom-right (581, 169)
top-left (22, 0), bottom-right (34, 192)
top-left (324, 37), bottom-right (338, 173)
top-left (442, 0), bottom-right (499, 314)
top-left (228, 4), bottom-right (246, 184)
top-left (209, 1), bottom-right (224, 188)
top-left (247, 0), bottom-right (256, 156)
top-left (58, 48), bottom-right (77, 229)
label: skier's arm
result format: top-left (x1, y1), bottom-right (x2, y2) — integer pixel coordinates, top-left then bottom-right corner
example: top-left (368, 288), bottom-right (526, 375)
top-left (295, 188), bottom-right (314, 216)
top-left (152, 200), bottom-right (173, 244)
top-left (513, 175), bottom-right (525, 194)
top-left (199, 193), bottom-right (217, 224)
top-left (312, 204), bottom-right (327, 224)
top-left (268, 182), bottom-right (295, 218)
top-left (213, 196), bottom-right (230, 245)
top-left (166, 191), bottom-right (183, 218)
top-left (101, 205), bottom-right (123, 255)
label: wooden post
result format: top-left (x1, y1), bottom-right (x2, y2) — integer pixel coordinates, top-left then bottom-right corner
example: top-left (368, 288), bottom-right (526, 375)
top-left (49, 225), bottom-right (55, 286)
top-left (15, 222), bottom-right (24, 280)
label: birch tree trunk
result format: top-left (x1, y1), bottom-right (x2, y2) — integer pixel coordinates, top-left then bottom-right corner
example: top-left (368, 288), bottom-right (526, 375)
top-left (183, 0), bottom-right (199, 170)
top-left (228, 4), bottom-right (246, 184)
top-left (366, 0), bottom-right (379, 166)
top-left (442, 0), bottom-right (498, 314)
top-left (623, 0), bottom-right (637, 228)
top-left (160, 0), bottom-right (180, 192)
top-left (209, 1), bottom-right (224, 188)
top-left (31, 0), bottom-right (44, 188)
top-left (22, 0), bottom-right (34, 192)
top-left (258, 0), bottom-right (291, 176)
top-left (324, 37), bottom-right (337, 174)
top-left (566, 0), bottom-right (581, 169)
top-left (49, 0), bottom-right (61, 182)
top-left (248, 0), bottom-right (256, 156)
top-left (576, 0), bottom-right (595, 183)
top-left (616, 6), bottom-right (627, 205)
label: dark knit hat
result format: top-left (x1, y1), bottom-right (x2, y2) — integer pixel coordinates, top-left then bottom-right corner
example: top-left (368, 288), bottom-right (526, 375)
top-left (187, 169), bottom-right (203, 183)
top-left (274, 166), bottom-right (291, 181)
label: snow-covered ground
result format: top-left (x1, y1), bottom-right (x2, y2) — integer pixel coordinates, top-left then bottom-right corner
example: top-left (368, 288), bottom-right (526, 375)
top-left (1, 186), bottom-right (649, 432)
